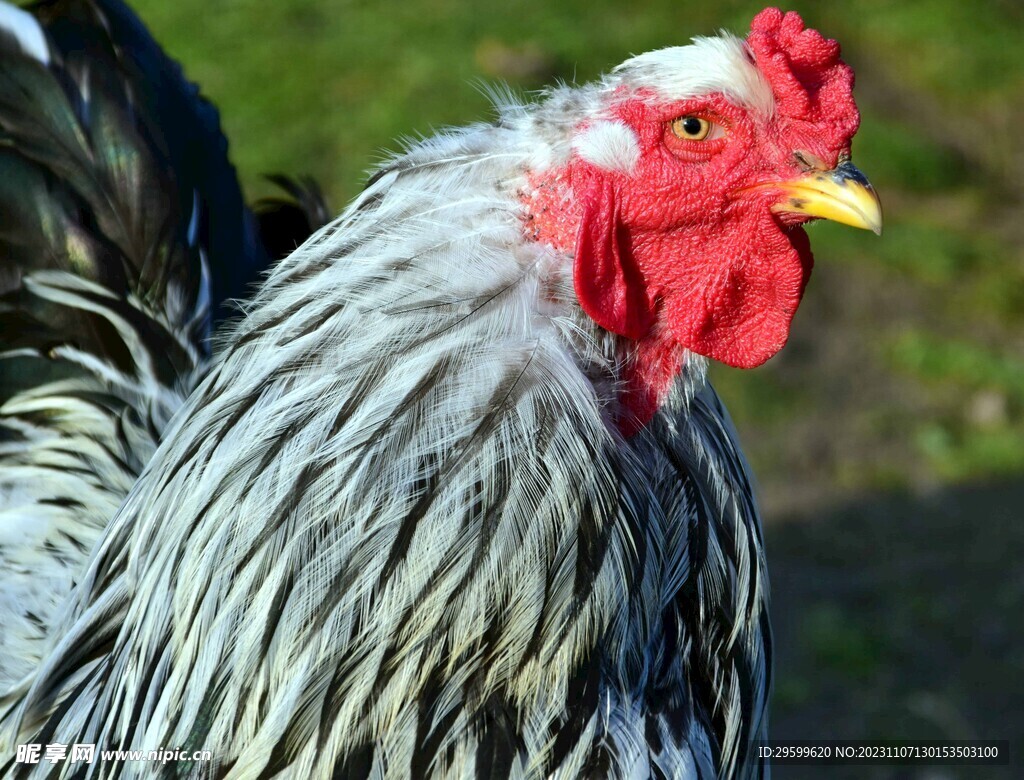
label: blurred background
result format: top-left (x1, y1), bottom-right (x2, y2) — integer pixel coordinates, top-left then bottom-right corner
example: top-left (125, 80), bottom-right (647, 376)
top-left (128, 0), bottom-right (1022, 775)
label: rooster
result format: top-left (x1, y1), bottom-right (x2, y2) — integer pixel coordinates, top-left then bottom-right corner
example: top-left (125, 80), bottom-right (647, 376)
top-left (1, 5), bottom-right (880, 779)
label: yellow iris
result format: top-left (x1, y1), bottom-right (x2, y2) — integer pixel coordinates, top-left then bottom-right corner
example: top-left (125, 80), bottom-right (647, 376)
top-left (671, 116), bottom-right (712, 141)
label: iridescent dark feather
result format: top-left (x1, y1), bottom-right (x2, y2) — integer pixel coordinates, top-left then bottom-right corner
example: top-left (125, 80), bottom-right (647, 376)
top-left (32, 0), bottom-right (270, 313)
top-left (0, 0), bottom-right (265, 392)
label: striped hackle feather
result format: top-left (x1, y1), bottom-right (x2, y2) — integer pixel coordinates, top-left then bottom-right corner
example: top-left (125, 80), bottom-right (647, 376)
top-left (3, 24), bottom-right (771, 780)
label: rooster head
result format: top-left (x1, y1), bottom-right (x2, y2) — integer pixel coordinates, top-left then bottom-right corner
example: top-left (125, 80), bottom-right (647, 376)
top-left (525, 8), bottom-right (881, 425)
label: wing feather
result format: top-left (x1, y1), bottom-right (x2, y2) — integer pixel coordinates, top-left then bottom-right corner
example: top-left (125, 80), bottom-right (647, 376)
top-left (0, 0), bottom-right (270, 693)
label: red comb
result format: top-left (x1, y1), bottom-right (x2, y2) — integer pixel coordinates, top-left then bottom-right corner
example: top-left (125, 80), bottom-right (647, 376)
top-left (747, 8), bottom-right (859, 143)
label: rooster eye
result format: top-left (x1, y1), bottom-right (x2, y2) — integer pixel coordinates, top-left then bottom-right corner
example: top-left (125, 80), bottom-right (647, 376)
top-left (671, 116), bottom-right (712, 141)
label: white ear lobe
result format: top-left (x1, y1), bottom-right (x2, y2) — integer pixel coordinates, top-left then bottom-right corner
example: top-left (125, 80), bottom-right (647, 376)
top-left (572, 120), bottom-right (640, 174)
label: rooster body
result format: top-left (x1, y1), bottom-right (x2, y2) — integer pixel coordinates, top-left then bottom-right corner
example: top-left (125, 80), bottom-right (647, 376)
top-left (1, 6), bottom-right (879, 779)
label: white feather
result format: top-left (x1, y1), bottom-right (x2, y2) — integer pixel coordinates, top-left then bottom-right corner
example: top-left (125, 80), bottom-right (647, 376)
top-left (613, 34), bottom-right (775, 117)
top-left (572, 120), bottom-right (641, 174)
top-left (0, 0), bottom-right (49, 64)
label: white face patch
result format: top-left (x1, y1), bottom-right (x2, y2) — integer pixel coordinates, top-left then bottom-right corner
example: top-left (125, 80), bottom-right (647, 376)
top-left (572, 119), bottom-right (641, 174)
top-left (611, 34), bottom-right (775, 118)
top-left (0, 1), bottom-right (50, 65)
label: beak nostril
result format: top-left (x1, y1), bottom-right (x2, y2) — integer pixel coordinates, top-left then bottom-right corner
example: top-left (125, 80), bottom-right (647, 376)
top-left (792, 150), bottom-right (828, 172)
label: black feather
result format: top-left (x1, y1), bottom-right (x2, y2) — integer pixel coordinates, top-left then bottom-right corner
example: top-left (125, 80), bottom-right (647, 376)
top-left (254, 174), bottom-right (332, 260)
top-left (32, 0), bottom-right (270, 313)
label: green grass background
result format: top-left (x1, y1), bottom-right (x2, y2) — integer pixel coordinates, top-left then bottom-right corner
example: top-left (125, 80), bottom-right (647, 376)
top-left (127, 1), bottom-right (1024, 768)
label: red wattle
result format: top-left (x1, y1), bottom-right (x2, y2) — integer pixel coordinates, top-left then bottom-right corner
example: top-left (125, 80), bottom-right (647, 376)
top-left (573, 173), bottom-right (655, 340)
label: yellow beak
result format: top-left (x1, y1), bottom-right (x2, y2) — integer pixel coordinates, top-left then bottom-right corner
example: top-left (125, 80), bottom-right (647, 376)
top-left (770, 160), bottom-right (883, 235)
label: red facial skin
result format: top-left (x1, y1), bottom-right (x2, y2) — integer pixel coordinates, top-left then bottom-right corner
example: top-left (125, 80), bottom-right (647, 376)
top-left (523, 9), bottom-right (860, 433)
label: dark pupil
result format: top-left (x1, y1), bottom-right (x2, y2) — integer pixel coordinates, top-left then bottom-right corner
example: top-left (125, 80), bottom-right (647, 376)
top-left (682, 117), bottom-right (703, 136)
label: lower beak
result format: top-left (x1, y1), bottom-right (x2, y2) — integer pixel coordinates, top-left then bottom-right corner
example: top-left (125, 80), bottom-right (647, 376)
top-left (769, 160), bottom-right (883, 235)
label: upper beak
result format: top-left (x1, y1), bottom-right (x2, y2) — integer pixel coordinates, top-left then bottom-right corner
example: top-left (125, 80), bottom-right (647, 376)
top-left (770, 160), bottom-right (883, 235)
